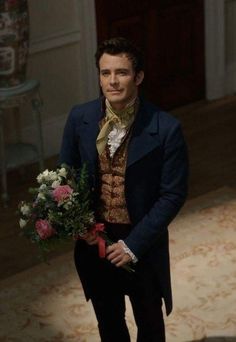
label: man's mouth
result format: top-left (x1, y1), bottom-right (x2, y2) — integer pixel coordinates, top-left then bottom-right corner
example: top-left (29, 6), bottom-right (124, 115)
top-left (108, 90), bottom-right (122, 94)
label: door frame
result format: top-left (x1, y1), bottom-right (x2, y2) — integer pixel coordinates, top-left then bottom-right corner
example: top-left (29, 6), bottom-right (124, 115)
top-left (204, 0), bottom-right (225, 100)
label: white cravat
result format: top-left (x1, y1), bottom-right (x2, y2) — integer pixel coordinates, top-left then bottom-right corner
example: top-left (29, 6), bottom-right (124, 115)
top-left (107, 124), bottom-right (126, 158)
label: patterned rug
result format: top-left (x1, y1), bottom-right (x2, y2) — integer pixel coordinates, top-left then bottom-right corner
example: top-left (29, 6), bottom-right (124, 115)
top-left (0, 187), bottom-right (236, 342)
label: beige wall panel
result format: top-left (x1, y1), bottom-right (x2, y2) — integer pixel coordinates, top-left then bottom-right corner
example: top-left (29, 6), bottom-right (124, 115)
top-left (225, 0), bottom-right (236, 93)
top-left (26, 44), bottom-right (83, 122)
top-left (225, 0), bottom-right (236, 65)
top-left (28, 0), bottom-right (80, 40)
top-left (3, 0), bottom-right (98, 157)
top-left (17, 43), bottom-right (85, 157)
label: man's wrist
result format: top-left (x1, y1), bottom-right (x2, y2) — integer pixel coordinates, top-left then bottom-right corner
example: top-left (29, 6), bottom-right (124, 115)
top-left (118, 240), bottom-right (138, 263)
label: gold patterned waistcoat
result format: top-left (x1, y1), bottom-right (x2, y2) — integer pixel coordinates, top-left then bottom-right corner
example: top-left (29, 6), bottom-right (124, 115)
top-left (97, 129), bottom-right (132, 224)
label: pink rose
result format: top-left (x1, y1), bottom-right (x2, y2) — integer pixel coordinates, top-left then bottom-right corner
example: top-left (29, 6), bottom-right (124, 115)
top-left (52, 185), bottom-right (73, 203)
top-left (35, 219), bottom-right (56, 240)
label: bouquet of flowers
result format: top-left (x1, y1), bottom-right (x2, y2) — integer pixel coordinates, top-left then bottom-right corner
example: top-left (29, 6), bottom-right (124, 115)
top-left (18, 164), bottom-right (97, 259)
top-left (19, 164), bottom-right (134, 272)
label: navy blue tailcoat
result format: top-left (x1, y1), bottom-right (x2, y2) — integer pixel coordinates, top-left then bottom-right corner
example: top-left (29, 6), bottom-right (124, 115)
top-left (59, 97), bottom-right (188, 315)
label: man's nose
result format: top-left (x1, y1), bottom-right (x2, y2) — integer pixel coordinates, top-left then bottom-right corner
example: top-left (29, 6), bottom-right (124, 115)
top-left (109, 73), bottom-right (118, 85)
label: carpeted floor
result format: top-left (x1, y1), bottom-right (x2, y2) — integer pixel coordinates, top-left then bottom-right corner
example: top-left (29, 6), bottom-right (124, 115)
top-left (0, 187), bottom-right (236, 342)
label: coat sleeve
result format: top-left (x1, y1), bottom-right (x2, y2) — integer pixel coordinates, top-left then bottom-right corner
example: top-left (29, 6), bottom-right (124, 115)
top-left (58, 107), bottom-right (81, 168)
top-left (124, 121), bottom-right (189, 259)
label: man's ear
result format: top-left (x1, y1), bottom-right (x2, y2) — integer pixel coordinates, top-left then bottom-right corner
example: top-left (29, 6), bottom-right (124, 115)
top-left (135, 71), bottom-right (144, 86)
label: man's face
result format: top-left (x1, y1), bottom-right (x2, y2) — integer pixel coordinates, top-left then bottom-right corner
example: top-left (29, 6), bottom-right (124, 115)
top-left (99, 53), bottom-right (144, 110)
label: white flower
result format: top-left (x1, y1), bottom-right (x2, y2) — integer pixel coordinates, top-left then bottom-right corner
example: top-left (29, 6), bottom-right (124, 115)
top-left (20, 203), bottom-right (30, 216)
top-left (37, 192), bottom-right (46, 201)
top-left (52, 180), bottom-right (61, 188)
top-left (19, 218), bottom-right (27, 228)
top-left (36, 169), bottom-right (58, 183)
top-left (42, 169), bottom-right (49, 177)
top-left (58, 167), bottom-right (67, 178)
top-left (36, 172), bottom-right (44, 184)
top-left (63, 201), bottom-right (72, 210)
top-left (39, 184), bottom-right (47, 191)
top-left (48, 171), bottom-right (58, 181)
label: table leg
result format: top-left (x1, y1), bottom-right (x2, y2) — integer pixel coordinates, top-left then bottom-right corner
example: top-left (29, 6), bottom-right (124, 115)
top-left (13, 106), bottom-right (22, 143)
top-left (31, 95), bottom-right (44, 171)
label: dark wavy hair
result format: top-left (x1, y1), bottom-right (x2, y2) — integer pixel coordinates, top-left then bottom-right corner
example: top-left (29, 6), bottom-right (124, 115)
top-left (95, 37), bottom-right (144, 74)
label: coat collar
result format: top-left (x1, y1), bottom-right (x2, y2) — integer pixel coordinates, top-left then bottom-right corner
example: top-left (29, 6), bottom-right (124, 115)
top-left (80, 97), bottom-right (161, 169)
top-left (127, 99), bottom-right (160, 167)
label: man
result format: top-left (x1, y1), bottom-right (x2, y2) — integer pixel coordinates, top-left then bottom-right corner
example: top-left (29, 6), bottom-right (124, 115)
top-left (59, 37), bottom-right (188, 341)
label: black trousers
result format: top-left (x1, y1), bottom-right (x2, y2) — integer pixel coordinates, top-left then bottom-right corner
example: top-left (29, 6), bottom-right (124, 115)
top-left (90, 265), bottom-right (165, 342)
top-left (75, 223), bottom-right (166, 342)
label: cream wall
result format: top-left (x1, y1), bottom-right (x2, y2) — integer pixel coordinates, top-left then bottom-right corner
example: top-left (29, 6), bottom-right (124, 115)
top-left (205, 0), bottom-right (236, 99)
top-left (225, 0), bottom-right (236, 94)
top-left (20, 0), bottom-right (99, 157)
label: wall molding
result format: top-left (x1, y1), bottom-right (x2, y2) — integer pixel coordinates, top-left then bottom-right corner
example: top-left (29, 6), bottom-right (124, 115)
top-left (28, 0), bottom-right (81, 55)
top-left (26, 0), bottom-right (99, 157)
top-left (29, 29), bottom-right (81, 55)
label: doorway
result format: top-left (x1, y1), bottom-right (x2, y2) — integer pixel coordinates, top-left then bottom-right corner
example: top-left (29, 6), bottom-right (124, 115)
top-left (95, 0), bottom-right (205, 110)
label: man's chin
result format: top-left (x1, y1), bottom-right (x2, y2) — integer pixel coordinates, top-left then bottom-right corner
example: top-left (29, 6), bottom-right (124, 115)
top-left (106, 96), bottom-right (123, 104)
top-left (107, 99), bottom-right (125, 109)
top-left (106, 94), bottom-right (123, 101)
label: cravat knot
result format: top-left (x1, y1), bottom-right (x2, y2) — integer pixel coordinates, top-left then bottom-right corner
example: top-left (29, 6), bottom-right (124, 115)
top-left (96, 98), bottom-right (137, 155)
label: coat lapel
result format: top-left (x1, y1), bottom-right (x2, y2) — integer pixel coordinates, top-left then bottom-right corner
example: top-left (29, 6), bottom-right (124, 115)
top-left (78, 99), bottom-right (104, 170)
top-left (127, 101), bottom-right (161, 168)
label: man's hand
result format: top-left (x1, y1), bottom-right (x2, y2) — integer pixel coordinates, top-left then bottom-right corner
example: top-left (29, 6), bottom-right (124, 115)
top-left (106, 242), bottom-right (132, 267)
top-left (81, 231), bottom-right (98, 245)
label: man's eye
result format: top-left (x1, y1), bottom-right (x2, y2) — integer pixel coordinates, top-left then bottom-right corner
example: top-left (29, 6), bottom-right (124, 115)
top-left (101, 72), bottom-right (109, 76)
top-left (118, 71), bottom-right (127, 75)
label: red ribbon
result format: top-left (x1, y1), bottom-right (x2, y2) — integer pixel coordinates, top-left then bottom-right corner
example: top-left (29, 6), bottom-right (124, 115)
top-left (90, 223), bottom-right (106, 258)
top-left (76, 223), bottom-right (106, 258)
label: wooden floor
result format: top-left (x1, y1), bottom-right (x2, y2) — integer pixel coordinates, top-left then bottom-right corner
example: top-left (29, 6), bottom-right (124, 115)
top-left (1, 95), bottom-right (236, 281)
